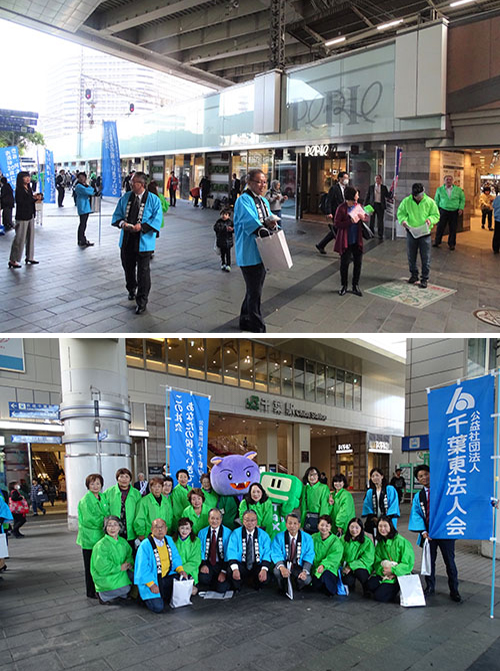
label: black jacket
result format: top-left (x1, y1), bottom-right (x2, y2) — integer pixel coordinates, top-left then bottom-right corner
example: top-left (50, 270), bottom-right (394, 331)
top-left (325, 182), bottom-right (345, 216)
top-left (1, 182), bottom-right (14, 208)
top-left (366, 183), bottom-right (391, 210)
top-left (15, 185), bottom-right (35, 220)
top-left (214, 218), bottom-right (234, 247)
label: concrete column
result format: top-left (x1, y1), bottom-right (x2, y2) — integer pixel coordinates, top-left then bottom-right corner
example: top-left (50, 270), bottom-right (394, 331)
top-left (293, 423), bottom-right (311, 479)
top-left (59, 338), bottom-right (131, 530)
top-left (257, 426), bottom-right (278, 469)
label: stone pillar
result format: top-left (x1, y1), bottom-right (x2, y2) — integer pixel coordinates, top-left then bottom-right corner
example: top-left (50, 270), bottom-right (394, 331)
top-left (293, 423), bottom-right (310, 479)
top-left (59, 338), bottom-right (131, 530)
top-left (257, 426), bottom-right (278, 469)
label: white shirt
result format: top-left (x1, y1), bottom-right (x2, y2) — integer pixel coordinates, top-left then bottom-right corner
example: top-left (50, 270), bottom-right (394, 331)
top-left (446, 185), bottom-right (453, 198)
top-left (153, 536), bottom-right (165, 548)
top-left (374, 184), bottom-right (381, 203)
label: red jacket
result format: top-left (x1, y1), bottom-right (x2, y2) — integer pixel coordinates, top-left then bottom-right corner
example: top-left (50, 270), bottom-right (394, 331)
top-left (333, 202), bottom-right (367, 255)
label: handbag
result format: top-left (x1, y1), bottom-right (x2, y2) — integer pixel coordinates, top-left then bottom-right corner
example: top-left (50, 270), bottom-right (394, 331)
top-left (9, 498), bottom-right (28, 515)
top-left (170, 576), bottom-right (194, 609)
top-left (303, 512), bottom-right (319, 534)
top-left (0, 533), bottom-right (8, 559)
top-left (337, 569), bottom-right (349, 596)
top-left (255, 228), bottom-right (293, 272)
top-left (420, 538), bottom-right (431, 576)
top-left (397, 574), bottom-right (426, 607)
top-left (361, 220), bottom-right (374, 240)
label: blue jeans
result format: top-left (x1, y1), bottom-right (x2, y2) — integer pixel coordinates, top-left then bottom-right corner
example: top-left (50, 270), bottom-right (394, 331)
top-left (406, 233), bottom-right (431, 281)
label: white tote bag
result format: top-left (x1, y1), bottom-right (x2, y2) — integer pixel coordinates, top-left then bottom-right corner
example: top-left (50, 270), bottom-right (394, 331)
top-left (0, 533), bottom-right (8, 559)
top-left (398, 574), bottom-right (426, 607)
top-left (170, 576), bottom-right (194, 609)
top-left (255, 229), bottom-right (293, 272)
top-left (420, 538), bottom-right (431, 576)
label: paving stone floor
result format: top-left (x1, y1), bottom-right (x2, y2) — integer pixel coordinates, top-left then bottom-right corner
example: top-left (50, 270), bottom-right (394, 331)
top-left (1, 196), bottom-right (499, 333)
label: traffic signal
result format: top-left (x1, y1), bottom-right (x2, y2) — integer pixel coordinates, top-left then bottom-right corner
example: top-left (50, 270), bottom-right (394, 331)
top-left (129, 103), bottom-right (135, 113)
top-left (85, 89), bottom-right (92, 100)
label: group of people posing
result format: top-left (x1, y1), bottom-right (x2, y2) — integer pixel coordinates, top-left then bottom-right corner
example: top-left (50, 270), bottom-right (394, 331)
top-left (73, 463), bottom-right (461, 615)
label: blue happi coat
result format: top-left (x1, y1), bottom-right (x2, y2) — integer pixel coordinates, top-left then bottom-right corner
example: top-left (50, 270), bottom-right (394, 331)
top-left (409, 490), bottom-right (428, 546)
top-left (227, 526), bottom-right (272, 564)
top-left (270, 529), bottom-right (315, 567)
top-left (134, 534), bottom-right (184, 601)
top-left (362, 485), bottom-right (400, 527)
top-left (111, 190), bottom-right (162, 252)
top-left (0, 497), bottom-right (13, 534)
top-left (198, 525), bottom-right (232, 561)
top-left (234, 190), bottom-right (272, 267)
top-left (74, 182), bottom-right (95, 215)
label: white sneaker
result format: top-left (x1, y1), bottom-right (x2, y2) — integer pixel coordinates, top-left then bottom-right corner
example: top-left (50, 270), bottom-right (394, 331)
top-left (225, 265), bottom-right (231, 272)
top-left (221, 264), bottom-right (226, 270)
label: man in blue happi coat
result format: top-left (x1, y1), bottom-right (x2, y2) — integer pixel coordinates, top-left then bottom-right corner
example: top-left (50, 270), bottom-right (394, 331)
top-left (227, 509), bottom-right (271, 591)
top-left (271, 512), bottom-right (315, 594)
top-left (198, 508), bottom-right (231, 593)
top-left (111, 171), bottom-right (162, 314)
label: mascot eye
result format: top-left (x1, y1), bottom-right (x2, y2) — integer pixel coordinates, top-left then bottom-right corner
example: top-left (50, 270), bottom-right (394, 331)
top-left (227, 473), bottom-right (233, 480)
top-left (246, 470), bottom-right (252, 478)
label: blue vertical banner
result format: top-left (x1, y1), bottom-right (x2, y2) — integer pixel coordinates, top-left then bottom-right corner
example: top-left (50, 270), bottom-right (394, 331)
top-left (101, 121), bottom-right (121, 197)
top-left (0, 146), bottom-right (21, 190)
top-left (168, 389), bottom-right (210, 487)
top-left (428, 375), bottom-right (495, 540)
top-left (43, 148), bottom-right (55, 204)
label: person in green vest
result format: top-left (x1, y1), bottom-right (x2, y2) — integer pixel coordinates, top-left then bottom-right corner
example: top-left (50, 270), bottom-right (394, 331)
top-left (163, 475), bottom-right (174, 498)
top-left (329, 474), bottom-right (356, 535)
top-left (104, 468), bottom-right (142, 548)
top-left (134, 476), bottom-right (173, 540)
top-left (365, 515), bottom-right (415, 602)
top-left (342, 517), bottom-right (374, 596)
top-left (300, 466), bottom-right (330, 534)
top-left (76, 473), bottom-right (110, 599)
top-left (433, 174), bottom-right (466, 251)
top-left (174, 516), bottom-right (202, 594)
top-left (311, 514), bottom-right (344, 597)
top-left (182, 488), bottom-right (210, 534)
top-left (200, 473), bottom-right (219, 510)
top-left (239, 482), bottom-right (274, 537)
top-left (170, 469), bottom-right (192, 527)
top-left (90, 515), bottom-right (134, 605)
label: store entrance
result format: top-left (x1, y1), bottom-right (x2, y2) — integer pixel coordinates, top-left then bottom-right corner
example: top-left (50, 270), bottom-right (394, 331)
top-left (299, 153), bottom-right (347, 219)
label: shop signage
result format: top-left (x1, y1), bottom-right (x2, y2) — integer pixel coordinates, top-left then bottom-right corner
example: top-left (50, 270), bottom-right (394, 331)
top-left (305, 144), bottom-right (330, 157)
top-left (11, 435), bottom-right (62, 444)
top-left (336, 443), bottom-right (353, 454)
top-left (245, 395), bottom-right (327, 421)
top-left (367, 432), bottom-right (392, 453)
top-left (9, 402), bottom-right (60, 420)
top-left (402, 434), bottom-right (429, 452)
top-left (0, 338), bottom-right (25, 372)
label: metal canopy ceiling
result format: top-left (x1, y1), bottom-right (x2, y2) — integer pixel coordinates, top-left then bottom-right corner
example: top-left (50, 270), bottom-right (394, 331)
top-left (0, 0), bottom-right (499, 89)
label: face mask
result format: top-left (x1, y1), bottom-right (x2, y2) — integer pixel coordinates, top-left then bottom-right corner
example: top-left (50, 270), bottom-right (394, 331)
top-left (343, 178), bottom-right (349, 185)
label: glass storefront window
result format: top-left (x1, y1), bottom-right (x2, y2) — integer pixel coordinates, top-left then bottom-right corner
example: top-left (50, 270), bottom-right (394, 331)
top-left (126, 339), bottom-right (144, 368)
top-left (167, 338), bottom-right (187, 376)
top-left (275, 149), bottom-right (296, 216)
top-left (254, 344), bottom-right (268, 392)
top-left (187, 339), bottom-right (205, 380)
top-left (353, 374), bottom-right (361, 411)
top-left (239, 340), bottom-right (254, 389)
top-left (282, 353), bottom-right (293, 397)
top-left (206, 339), bottom-right (222, 383)
top-left (232, 152), bottom-right (247, 185)
top-left (248, 149), bottom-right (272, 184)
top-left (326, 366), bottom-right (335, 404)
top-left (294, 357), bottom-right (305, 399)
top-left (145, 338), bottom-right (166, 372)
top-left (467, 338), bottom-right (493, 376)
top-left (345, 372), bottom-right (354, 409)
top-left (336, 369), bottom-right (345, 407)
top-left (223, 340), bottom-right (239, 386)
top-left (268, 348), bottom-right (281, 394)
top-left (316, 364), bottom-right (326, 404)
top-left (305, 360), bottom-right (316, 402)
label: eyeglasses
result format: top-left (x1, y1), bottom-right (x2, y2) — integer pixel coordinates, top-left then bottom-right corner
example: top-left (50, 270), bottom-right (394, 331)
top-left (250, 180), bottom-right (267, 185)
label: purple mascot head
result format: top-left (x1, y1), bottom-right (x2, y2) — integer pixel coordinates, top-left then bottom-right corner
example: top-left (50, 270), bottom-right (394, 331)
top-left (210, 452), bottom-right (260, 497)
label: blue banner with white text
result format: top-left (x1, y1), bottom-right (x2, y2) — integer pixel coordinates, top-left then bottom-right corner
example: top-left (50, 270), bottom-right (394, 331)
top-left (0, 145), bottom-right (21, 191)
top-left (43, 149), bottom-right (55, 204)
top-left (428, 375), bottom-right (494, 539)
top-left (101, 120), bottom-right (121, 197)
top-left (168, 390), bottom-right (210, 487)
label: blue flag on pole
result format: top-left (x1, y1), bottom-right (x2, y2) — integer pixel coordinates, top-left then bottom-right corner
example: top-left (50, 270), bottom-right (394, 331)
top-left (168, 389), bottom-right (210, 487)
top-left (428, 374), bottom-right (495, 540)
top-left (101, 121), bottom-right (121, 197)
top-left (43, 149), bottom-right (55, 204)
top-left (0, 146), bottom-right (21, 191)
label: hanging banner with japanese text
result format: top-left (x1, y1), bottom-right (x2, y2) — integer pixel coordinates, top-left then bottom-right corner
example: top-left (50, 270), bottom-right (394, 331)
top-left (168, 389), bottom-right (210, 487)
top-left (0, 145), bottom-right (21, 191)
top-left (101, 120), bottom-right (121, 197)
top-left (43, 148), bottom-right (55, 204)
top-left (427, 374), bottom-right (494, 539)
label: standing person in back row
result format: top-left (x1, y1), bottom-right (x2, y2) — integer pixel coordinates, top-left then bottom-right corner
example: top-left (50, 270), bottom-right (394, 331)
top-left (56, 169), bottom-right (66, 207)
top-left (167, 171), bottom-right (179, 207)
top-left (315, 171), bottom-right (349, 254)
top-left (433, 175), bottom-right (465, 251)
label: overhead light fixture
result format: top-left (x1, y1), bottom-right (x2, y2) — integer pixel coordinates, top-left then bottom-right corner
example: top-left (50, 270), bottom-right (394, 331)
top-left (377, 19), bottom-right (404, 30)
top-left (325, 36), bottom-right (346, 46)
top-left (450, 0), bottom-right (475, 6)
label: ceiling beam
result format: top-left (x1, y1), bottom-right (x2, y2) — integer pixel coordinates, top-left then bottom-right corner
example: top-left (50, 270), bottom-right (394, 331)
top-left (204, 42), bottom-right (311, 73)
top-left (95, 0), bottom-right (205, 34)
top-left (182, 32), bottom-right (300, 65)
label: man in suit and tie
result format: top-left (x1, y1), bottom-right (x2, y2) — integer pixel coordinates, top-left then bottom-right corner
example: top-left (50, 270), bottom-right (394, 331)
top-left (271, 512), bottom-right (315, 594)
top-left (227, 510), bottom-right (272, 592)
top-left (366, 174), bottom-right (391, 240)
top-left (315, 171), bottom-right (349, 254)
top-left (198, 508), bottom-right (231, 593)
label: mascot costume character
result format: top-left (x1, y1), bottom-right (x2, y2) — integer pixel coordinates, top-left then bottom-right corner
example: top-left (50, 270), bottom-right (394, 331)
top-left (260, 472), bottom-right (303, 538)
top-left (210, 452), bottom-right (260, 529)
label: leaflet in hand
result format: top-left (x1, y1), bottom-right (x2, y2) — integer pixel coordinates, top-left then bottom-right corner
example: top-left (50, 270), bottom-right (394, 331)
top-left (407, 222), bottom-right (430, 238)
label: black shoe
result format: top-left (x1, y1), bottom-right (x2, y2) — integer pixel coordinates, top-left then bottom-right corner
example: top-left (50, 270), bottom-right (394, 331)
top-left (135, 305), bottom-right (146, 315)
top-left (25, 259), bottom-right (39, 264)
top-left (449, 245), bottom-right (455, 251)
top-left (482, 225), bottom-right (485, 229)
top-left (85, 241), bottom-right (94, 247)
top-left (352, 285), bottom-right (362, 297)
top-left (408, 276), bottom-right (419, 284)
top-left (338, 286), bottom-right (347, 296)
top-left (128, 292), bottom-right (136, 301)
top-left (419, 279), bottom-right (428, 289)
top-left (423, 587), bottom-right (435, 596)
top-left (8, 261), bottom-right (22, 269)
top-left (432, 242), bottom-right (440, 248)
top-left (13, 533), bottom-right (25, 538)
top-left (42, 509), bottom-right (46, 515)
top-left (316, 244), bottom-right (327, 255)
top-left (450, 592), bottom-right (462, 603)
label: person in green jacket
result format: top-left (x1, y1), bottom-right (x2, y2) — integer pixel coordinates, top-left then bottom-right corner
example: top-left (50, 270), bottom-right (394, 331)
top-left (174, 516), bottom-right (202, 594)
top-left (76, 473), bottom-right (110, 599)
top-left (134, 476), bottom-right (173, 540)
top-left (300, 466), bottom-right (330, 533)
top-left (397, 183), bottom-right (440, 289)
top-left (182, 488), bottom-right (210, 534)
top-left (239, 483), bottom-right (274, 537)
top-left (201, 473), bottom-right (219, 510)
top-left (342, 517), bottom-right (375, 595)
top-left (433, 175), bottom-right (465, 251)
top-left (311, 514), bottom-right (344, 596)
top-left (104, 468), bottom-right (142, 546)
top-left (163, 475), bottom-right (174, 498)
top-left (329, 474), bottom-right (356, 535)
top-left (170, 469), bottom-right (192, 527)
top-left (365, 515), bottom-right (415, 602)
top-left (90, 515), bottom-right (134, 604)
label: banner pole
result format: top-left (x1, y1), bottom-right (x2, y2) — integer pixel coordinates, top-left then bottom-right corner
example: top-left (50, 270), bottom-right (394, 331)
top-left (490, 366), bottom-right (500, 619)
top-left (165, 388), bottom-right (171, 475)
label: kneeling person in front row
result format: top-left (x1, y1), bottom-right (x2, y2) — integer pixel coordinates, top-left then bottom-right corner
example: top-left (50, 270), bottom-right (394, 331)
top-left (271, 512), bottom-right (315, 594)
top-left (227, 510), bottom-right (272, 591)
top-left (134, 518), bottom-right (187, 613)
top-left (198, 508), bottom-right (231, 593)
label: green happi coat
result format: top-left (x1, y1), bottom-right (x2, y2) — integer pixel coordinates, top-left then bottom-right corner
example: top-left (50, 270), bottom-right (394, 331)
top-left (373, 534), bottom-right (415, 583)
top-left (171, 484), bottom-right (192, 526)
top-left (104, 484), bottom-right (142, 541)
top-left (182, 502), bottom-right (210, 535)
top-left (201, 488), bottom-right (219, 511)
top-left (300, 481), bottom-right (330, 526)
top-left (134, 492), bottom-right (173, 538)
top-left (238, 498), bottom-right (274, 536)
top-left (90, 534), bottom-right (133, 593)
top-left (312, 532), bottom-right (344, 579)
top-left (76, 491), bottom-right (110, 550)
top-left (174, 535), bottom-right (202, 584)
top-left (330, 488), bottom-right (356, 533)
top-left (342, 536), bottom-right (375, 573)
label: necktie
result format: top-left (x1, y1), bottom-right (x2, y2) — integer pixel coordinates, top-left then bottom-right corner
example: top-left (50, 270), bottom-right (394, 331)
top-left (290, 537), bottom-right (296, 562)
top-left (246, 534), bottom-right (254, 570)
top-left (426, 489), bottom-right (430, 527)
top-left (209, 529), bottom-right (217, 565)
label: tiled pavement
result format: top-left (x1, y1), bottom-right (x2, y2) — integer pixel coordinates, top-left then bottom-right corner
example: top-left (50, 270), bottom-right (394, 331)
top-left (1, 501), bottom-right (499, 671)
top-left (1, 197), bottom-right (499, 333)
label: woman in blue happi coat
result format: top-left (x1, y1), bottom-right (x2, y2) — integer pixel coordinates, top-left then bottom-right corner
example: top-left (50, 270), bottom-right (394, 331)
top-left (362, 468), bottom-right (400, 535)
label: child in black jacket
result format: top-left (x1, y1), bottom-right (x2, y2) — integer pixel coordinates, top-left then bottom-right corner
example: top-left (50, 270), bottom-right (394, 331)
top-left (213, 208), bottom-right (234, 272)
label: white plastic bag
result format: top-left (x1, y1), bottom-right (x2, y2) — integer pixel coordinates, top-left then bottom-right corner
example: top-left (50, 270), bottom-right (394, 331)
top-left (0, 534), bottom-right (8, 558)
top-left (255, 228), bottom-right (293, 272)
top-left (170, 576), bottom-right (194, 609)
top-left (398, 574), bottom-right (426, 607)
top-left (421, 538), bottom-right (431, 576)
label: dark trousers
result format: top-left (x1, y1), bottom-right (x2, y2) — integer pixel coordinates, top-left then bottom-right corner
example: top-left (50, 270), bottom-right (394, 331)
top-left (144, 574), bottom-right (175, 613)
top-left (198, 562), bottom-right (229, 592)
top-left (120, 247), bottom-right (153, 308)
top-left (169, 188), bottom-right (176, 206)
top-left (482, 209), bottom-right (493, 229)
top-left (312, 570), bottom-right (338, 596)
top-left (239, 263), bottom-right (266, 332)
top-left (273, 563), bottom-right (311, 592)
top-left (317, 223), bottom-right (336, 250)
top-left (228, 562), bottom-right (270, 591)
top-left (370, 203), bottom-right (385, 239)
top-left (434, 208), bottom-right (459, 248)
top-left (57, 185), bottom-right (65, 207)
top-left (201, 192), bottom-right (208, 208)
top-left (2, 207), bottom-right (13, 229)
top-left (12, 513), bottom-right (26, 536)
top-left (493, 220), bottom-right (500, 253)
top-left (407, 233), bottom-right (431, 281)
top-left (78, 213), bottom-right (90, 245)
top-left (220, 246), bottom-right (231, 267)
top-left (426, 538), bottom-right (459, 595)
top-left (31, 498), bottom-right (45, 514)
top-left (82, 548), bottom-right (97, 598)
top-left (366, 575), bottom-right (400, 602)
top-left (342, 568), bottom-right (370, 594)
top-left (193, 196), bottom-right (199, 207)
top-left (340, 244), bottom-right (362, 287)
